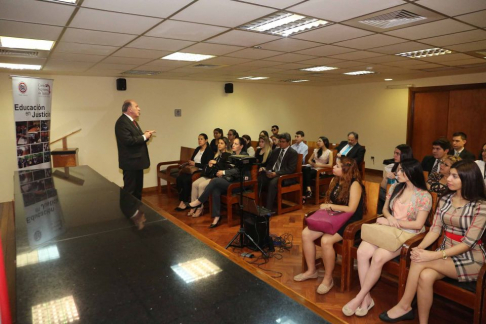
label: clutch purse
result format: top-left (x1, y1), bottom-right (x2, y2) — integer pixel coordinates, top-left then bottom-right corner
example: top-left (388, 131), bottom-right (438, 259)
top-left (361, 220), bottom-right (417, 252)
top-left (305, 209), bottom-right (354, 235)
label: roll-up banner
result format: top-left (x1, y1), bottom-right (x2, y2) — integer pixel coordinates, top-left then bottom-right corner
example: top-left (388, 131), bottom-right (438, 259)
top-left (12, 76), bottom-right (53, 170)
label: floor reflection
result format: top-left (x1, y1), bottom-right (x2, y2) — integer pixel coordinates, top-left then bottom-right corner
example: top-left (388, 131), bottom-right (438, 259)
top-left (171, 258), bottom-right (222, 283)
top-left (31, 295), bottom-right (79, 324)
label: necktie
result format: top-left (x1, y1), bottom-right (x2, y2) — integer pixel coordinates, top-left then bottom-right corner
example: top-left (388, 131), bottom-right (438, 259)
top-left (431, 159), bottom-right (439, 173)
top-left (342, 144), bottom-right (352, 156)
top-left (455, 151), bottom-right (460, 157)
top-left (274, 149), bottom-right (285, 171)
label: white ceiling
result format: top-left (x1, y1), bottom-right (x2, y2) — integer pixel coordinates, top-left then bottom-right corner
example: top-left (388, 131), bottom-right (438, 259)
top-left (0, 0), bottom-right (485, 86)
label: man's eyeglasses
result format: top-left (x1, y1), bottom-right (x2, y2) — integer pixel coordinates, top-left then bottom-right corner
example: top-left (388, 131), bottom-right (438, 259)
top-left (271, 128), bottom-right (277, 131)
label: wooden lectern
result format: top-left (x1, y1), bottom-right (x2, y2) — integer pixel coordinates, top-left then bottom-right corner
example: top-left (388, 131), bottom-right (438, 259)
top-left (50, 129), bottom-right (81, 168)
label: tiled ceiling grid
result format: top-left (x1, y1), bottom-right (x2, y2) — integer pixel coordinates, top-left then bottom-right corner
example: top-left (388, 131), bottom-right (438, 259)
top-left (0, 0), bottom-right (485, 86)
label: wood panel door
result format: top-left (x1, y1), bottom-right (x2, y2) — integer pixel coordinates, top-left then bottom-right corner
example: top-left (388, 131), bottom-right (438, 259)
top-left (448, 88), bottom-right (486, 160)
top-left (410, 91), bottom-right (449, 162)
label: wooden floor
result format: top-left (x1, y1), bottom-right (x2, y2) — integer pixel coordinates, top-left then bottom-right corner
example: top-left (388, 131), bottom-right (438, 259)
top-left (143, 174), bottom-right (473, 324)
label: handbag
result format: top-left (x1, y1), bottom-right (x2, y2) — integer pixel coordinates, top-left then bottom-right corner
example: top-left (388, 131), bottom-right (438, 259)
top-left (361, 221), bottom-right (417, 252)
top-left (180, 165), bottom-right (199, 174)
top-left (305, 209), bottom-right (354, 235)
top-left (202, 164), bottom-right (219, 178)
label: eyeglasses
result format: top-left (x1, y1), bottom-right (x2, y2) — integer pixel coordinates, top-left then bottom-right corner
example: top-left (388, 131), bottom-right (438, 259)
top-left (271, 128), bottom-right (277, 131)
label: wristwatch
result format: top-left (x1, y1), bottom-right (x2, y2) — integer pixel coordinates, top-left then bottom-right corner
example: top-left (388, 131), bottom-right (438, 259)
top-left (442, 250), bottom-right (447, 260)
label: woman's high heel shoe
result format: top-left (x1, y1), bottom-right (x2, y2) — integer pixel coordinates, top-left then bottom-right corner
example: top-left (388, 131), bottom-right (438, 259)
top-left (187, 208), bottom-right (196, 217)
top-left (192, 206), bottom-right (204, 218)
top-left (209, 217), bottom-right (221, 228)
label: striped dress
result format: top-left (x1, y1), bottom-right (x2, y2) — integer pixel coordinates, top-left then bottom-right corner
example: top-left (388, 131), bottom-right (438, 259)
top-left (430, 193), bottom-right (486, 282)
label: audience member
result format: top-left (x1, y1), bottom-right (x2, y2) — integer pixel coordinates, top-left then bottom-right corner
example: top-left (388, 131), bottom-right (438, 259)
top-left (175, 134), bottom-right (213, 211)
top-left (343, 159), bottom-right (431, 317)
top-left (421, 138), bottom-right (451, 174)
top-left (302, 136), bottom-right (334, 201)
top-left (242, 135), bottom-right (255, 157)
top-left (294, 157), bottom-right (365, 295)
top-left (270, 134), bottom-right (279, 150)
top-left (336, 131), bottom-right (366, 165)
top-left (210, 128), bottom-right (223, 153)
top-left (382, 160), bottom-right (486, 323)
top-left (271, 125), bottom-right (279, 136)
top-left (427, 155), bottom-right (461, 195)
top-left (475, 142), bottom-right (486, 185)
top-left (259, 130), bottom-right (269, 139)
top-left (255, 135), bottom-right (273, 167)
top-left (258, 133), bottom-right (298, 211)
top-left (452, 132), bottom-right (475, 160)
top-left (227, 129), bottom-right (238, 150)
top-left (291, 131), bottom-right (308, 164)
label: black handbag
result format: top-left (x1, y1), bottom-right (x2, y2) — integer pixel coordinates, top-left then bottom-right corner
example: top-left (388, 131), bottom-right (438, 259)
top-left (202, 163), bottom-right (219, 178)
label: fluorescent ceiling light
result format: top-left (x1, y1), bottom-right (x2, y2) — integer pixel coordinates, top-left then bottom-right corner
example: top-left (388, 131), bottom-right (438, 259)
top-left (45, 0), bottom-right (77, 3)
top-left (284, 79), bottom-right (309, 83)
top-left (0, 36), bottom-right (54, 51)
top-left (0, 63), bottom-right (42, 70)
top-left (384, 78), bottom-right (393, 81)
top-left (344, 71), bottom-right (375, 75)
top-left (162, 52), bottom-right (215, 62)
top-left (396, 47), bottom-right (451, 58)
top-left (240, 11), bottom-right (328, 37)
top-left (300, 66), bottom-right (337, 72)
top-left (238, 76), bottom-right (269, 80)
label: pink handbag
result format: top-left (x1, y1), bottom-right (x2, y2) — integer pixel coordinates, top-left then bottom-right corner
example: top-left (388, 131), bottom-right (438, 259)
top-left (305, 209), bottom-right (354, 235)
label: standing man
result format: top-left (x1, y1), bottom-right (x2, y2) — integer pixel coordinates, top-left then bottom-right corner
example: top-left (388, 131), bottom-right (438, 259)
top-left (336, 131), bottom-right (366, 165)
top-left (291, 130), bottom-right (308, 164)
top-left (452, 132), bottom-right (475, 160)
top-left (421, 138), bottom-right (451, 174)
top-left (115, 99), bottom-right (155, 200)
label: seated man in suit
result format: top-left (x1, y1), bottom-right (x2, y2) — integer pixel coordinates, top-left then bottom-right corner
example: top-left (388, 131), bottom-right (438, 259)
top-left (421, 137), bottom-right (451, 174)
top-left (291, 130), bottom-right (308, 164)
top-left (258, 133), bottom-right (298, 211)
top-left (452, 131), bottom-right (475, 160)
top-left (336, 131), bottom-right (366, 165)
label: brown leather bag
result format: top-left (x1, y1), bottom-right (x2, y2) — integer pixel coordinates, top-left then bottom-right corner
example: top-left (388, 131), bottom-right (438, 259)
top-left (180, 165), bottom-right (199, 174)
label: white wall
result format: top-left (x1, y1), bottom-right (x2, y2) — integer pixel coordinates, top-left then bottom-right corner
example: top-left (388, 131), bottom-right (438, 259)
top-left (1, 71), bottom-right (485, 202)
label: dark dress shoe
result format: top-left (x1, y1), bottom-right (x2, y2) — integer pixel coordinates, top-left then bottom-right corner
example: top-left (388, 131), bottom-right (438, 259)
top-left (174, 206), bottom-right (187, 211)
top-left (379, 309), bottom-right (414, 323)
top-left (209, 217), bottom-right (221, 228)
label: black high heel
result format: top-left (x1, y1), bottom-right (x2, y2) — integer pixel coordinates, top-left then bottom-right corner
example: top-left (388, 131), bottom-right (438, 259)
top-left (379, 309), bottom-right (414, 323)
top-left (209, 217), bottom-right (221, 228)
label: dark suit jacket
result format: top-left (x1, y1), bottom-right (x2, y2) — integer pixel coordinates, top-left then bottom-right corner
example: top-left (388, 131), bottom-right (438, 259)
top-left (115, 114), bottom-right (150, 171)
top-left (265, 146), bottom-right (298, 176)
top-left (458, 149), bottom-right (475, 161)
top-left (336, 141), bottom-right (366, 165)
top-left (421, 155), bottom-right (437, 173)
top-left (191, 146), bottom-right (213, 168)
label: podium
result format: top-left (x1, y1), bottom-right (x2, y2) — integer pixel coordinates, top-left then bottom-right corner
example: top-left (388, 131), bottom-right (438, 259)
top-left (50, 129), bottom-right (80, 168)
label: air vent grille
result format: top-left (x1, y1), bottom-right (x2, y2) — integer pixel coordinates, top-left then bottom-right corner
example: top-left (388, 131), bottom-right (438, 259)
top-left (359, 10), bottom-right (426, 29)
top-left (0, 49), bottom-right (39, 57)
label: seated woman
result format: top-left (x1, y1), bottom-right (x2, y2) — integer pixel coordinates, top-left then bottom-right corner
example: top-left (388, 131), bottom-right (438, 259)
top-left (302, 136), bottom-right (334, 202)
top-left (255, 135), bottom-right (273, 168)
top-left (227, 129), bottom-right (238, 150)
top-left (175, 134), bottom-right (213, 211)
top-left (378, 144), bottom-right (413, 214)
top-left (427, 155), bottom-right (461, 195)
top-left (270, 134), bottom-right (279, 150)
top-left (186, 137), bottom-right (248, 228)
top-left (382, 160), bottom-right (486, 323)
top-left (209, 128), bottom-right (223, 153)
top-left (294, 157), bottom-right (366, 295)
top-left (188, 137), bottom-right (232, 218)
top-left (342, 159), bottom-right (431, 317)
top-left (259, 130), bottom-right (269, 139)
top-left (242, 135), bottom-right (255, 157)
top-left (475, 142), bottom-right (486, 185)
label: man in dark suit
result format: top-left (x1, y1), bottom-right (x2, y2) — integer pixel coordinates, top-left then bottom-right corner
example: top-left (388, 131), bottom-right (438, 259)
top-left (452, 132), bottom-right (475, 160)
top-left (336, 131), bottom-right (366, 165)
top-left (258, 133), bottom-right (298, 211)
top-left (115, 100), bottom-right (154, 200)
top-left (421, 138), bottom-right (451, 174)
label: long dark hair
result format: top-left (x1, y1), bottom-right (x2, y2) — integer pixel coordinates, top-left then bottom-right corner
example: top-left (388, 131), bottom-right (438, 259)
top-left (445, 160), bottom-right (486, 201)
top-left (317, 136), bottom-right (329, 159)
top-left (390, 159), bottom-right (427, 204)
top-left (391, 144), bottom-right (413, 173)
top-left (480, 143), bottom-right (486, 162)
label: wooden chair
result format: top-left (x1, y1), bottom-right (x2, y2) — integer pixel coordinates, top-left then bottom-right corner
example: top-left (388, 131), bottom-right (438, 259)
top-left (156, 146), bottom-right (196, 196)
top-left (276, 154), bottom-right (303, 215)
top-left (209, 165), bottom-right (259, 227)
top-left (311, 149), bottom-right (337, 205)
top-left (302, 180), bottom-right (380, 292)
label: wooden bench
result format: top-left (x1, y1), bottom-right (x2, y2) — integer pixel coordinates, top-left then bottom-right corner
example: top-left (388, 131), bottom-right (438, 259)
top-left (156, 146), bottom-right (195, 196)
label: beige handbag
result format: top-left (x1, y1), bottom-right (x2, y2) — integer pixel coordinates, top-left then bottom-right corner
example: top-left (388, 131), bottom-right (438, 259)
top-left (361, 221), bottom-right (417, 252)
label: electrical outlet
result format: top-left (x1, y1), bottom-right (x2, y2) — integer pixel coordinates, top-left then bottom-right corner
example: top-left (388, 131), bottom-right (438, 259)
top-left (174, 109), bottom-right (181, 117)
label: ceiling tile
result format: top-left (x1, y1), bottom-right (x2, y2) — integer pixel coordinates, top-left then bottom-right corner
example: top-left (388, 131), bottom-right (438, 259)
top-left (93, 63), bottom-right (138, 70)
top-left (207, 30), bottom-right (280, 47)
top-left (138, 59), bottom-right (192, 68)
top-left (288, 0), bottom-right (405, 22)
top-left (297, 57), bottom-right (344, 65)
top-left (329, 51), bottom-right (382, 60)
top-left (455, 10), bottom-right (486, 28)
top-left (102, 57), bottom-right (154, 65)
top-left (443, 58), bottom-right (486, 66)
top-left (382, 59), bottom-right (435, 68)
top-left (335, 34), bottom-right (406, 50)
top-left (133, 64), bottom-right (177, 72)
top-left (54, 42), bottom-right (118, 56)
top-left (238, 0), bottom-right (305, 9)
top-left (70, 8), bottom-right (162, 34)
top-left (204, 57), bottom-right (252, 65)
top-left (267, 63), bottom-right (308, 70)
top-left (126, 37), bottom-right (195, 51)
top-left (294, 25), bottom-right (374, 44)
top-left (260, 38), bottom-right (320, 52)
top-left (266, 53), bottom-right (317, 62)
top-left (236, 60), bottom-right (285, 68)
top-left (43, 60), bottom-right (94, 71)
top-left (420, 30), bottom-right (486, 47)
top-left (112, 48), bottom-right (171, 59)
top-left (295, 45), bottom-right (355, 56)
top-left (419, 53), bottom-right (480, 62)
top-left (0, 0), bottom-right (75, 26)
top-left (172, 0), bottom-right (276, 28)
top-left (49, 53), bottom-right (106, 63)
top-left (332, 61), bottom-right (369, 68)
top-left (369, 41), bottom-right (432, 55)
top-left (61, 29), bottom-right (137, 46)
top-left (417, 0), bottom-right (486, 16)
top-left (385, 19), bottom-right (474, 40)
top-left (227, 48), bottom-right (282, 59)
top-left (447, 39), bottom-right (486, 52)
top-left (358, 55), bottom-right (409, 64)
top-left (408, 63), bottom-right (447, 70)
top-left (145, 20), bottom-right (229, 41)
top-left (180, 43), bottom-right (243, 55)
top-left (0, 20), bottom-right (63, 41)
top-left (81, 0), bottom-right (194, 18)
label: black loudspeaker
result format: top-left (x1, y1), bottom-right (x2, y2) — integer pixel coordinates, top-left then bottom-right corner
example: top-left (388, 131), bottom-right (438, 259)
top-left (224, 83), bottom-right (233, 94)
top-left (116, 78), bottom-right (127, 91)
top-left (243, 212), bottom-right (271, 251)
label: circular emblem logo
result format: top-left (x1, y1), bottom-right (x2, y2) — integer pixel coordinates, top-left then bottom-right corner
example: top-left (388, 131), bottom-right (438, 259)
top-left (34, 230), bottom-right (42, 242)
top-left (19, 82), bottom-right (27, 93)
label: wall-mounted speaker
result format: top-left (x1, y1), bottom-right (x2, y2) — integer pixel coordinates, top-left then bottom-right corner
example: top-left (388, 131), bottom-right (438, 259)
top-left (224, 83), bottom-right (233, 94)
top-left (116, 78), bottom-right (127, 91)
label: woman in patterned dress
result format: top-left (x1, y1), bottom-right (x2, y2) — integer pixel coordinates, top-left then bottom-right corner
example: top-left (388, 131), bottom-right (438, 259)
top-left (427, 155), bottom-right (461, 195)
top-left (381, 160), bottom-right (486, 323)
